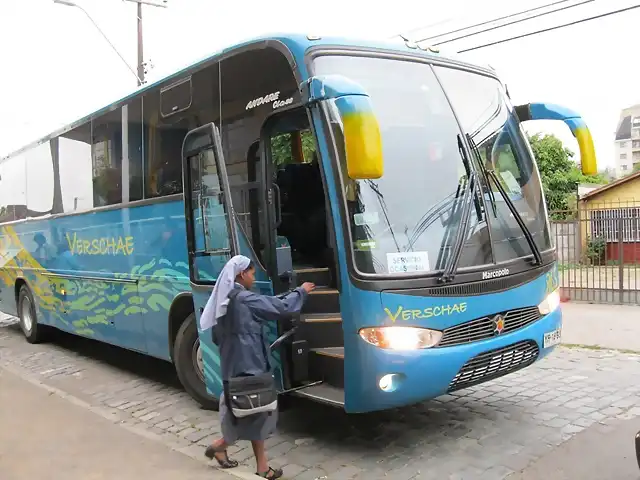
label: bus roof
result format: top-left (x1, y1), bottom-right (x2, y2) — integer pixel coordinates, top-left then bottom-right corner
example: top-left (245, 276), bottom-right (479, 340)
top-left (0, 33), bottom-right (492, 162)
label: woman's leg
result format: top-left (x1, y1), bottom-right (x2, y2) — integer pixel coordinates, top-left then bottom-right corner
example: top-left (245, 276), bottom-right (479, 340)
top-left (252, 441), bottom-right (283, 479)
top-left (207, 394), bottom-right (238, 468)
top-left (251, 440), bottom-right (268, 473)
top-left (205, 438), bottom-right (238, 469)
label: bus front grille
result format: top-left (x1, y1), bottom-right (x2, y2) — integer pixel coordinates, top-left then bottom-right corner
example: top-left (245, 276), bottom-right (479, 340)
top-left (437, 306), bottom-right (541, 348)
top-left (447, 340), bottom-right (539, 392)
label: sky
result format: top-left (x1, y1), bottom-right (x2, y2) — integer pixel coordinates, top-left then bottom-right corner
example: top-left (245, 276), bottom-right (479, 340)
top-left (1, 0), bottom-right (639, 173)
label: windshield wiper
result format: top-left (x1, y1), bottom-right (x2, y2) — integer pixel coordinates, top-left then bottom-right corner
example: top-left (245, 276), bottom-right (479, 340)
top-left (401, 134), bottom-right (481, 254)
top-left (486, 168), bottom-right (543, 266)
top-left (439, 137), bottom-right (481, 283)
top-left (439, 171), bottom-right (478, 283)
top-left (366, 180), bottom-right (401, 252)
top-left (466, 133), bottom-right (497, 218)
top-left (458, 135), bottom-right (483, 222)
top-left (435, 179), bottom-right (467, 270)
top-left (466, 134), bottom-right (543, 266)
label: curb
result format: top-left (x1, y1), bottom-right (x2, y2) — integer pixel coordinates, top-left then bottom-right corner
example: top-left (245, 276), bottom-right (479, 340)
top-left (0, 363), bottom-right (258, 480)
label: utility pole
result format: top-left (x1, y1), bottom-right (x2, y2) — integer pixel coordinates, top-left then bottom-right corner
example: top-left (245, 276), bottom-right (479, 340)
top-left (122, 0), bottom-right (168, 86)
top-left (137, 2), bottom-right (144, 85)
top-left (54, 0), bottom-right (142, 84)
top-left (54, 0), bottom-right (167, 86)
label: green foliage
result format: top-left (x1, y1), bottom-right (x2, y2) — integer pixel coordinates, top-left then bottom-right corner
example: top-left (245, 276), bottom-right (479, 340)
top-left (528, 133), bottom-right (608, 217)
top-left (633, 163), bottom-right (640, 173)
top-left (585, 235), bottom-right (606, 265)
top-left (271, 131), bottom-right (316, 166)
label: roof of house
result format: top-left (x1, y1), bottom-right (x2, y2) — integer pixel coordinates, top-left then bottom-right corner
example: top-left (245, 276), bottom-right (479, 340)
top-left (580, 170), bottom-right (640, 201)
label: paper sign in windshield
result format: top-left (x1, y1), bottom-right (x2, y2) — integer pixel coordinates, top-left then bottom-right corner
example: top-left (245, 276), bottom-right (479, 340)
top-left (387, 251), bottom-right (430, 274)
top-left (355, 240), bottom-right (377, 251)
top-left (354, 212), bottom-right (379, 226)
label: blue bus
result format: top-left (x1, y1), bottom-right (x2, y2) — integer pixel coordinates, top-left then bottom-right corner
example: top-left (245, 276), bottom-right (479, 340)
top-left (0, 34), bottom-right (596, 413)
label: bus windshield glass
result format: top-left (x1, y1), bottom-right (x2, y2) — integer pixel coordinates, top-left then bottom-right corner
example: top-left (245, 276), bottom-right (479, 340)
top-left (313, 54), bottom-right (551, 277)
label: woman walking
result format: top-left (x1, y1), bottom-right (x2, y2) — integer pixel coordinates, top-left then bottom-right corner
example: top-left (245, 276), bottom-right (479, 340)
top-left (201, 255), bottom-right (314, 479)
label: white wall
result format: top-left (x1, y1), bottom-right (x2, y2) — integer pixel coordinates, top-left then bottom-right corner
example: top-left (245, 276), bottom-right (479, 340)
top-left (614, 139), bottom-right (632, 178)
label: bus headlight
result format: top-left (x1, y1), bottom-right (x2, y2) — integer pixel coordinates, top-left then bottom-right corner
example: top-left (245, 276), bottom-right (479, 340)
top-left (359, 326), bottom-right (443, 350)
top-left (538, 289), bottom-right (560, 315)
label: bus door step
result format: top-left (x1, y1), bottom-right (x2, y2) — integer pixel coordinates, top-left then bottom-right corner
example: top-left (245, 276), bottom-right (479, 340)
top-left (279, 380), bottom-right (324, 395)
top-left (291, 383), bottom-right (345, 407)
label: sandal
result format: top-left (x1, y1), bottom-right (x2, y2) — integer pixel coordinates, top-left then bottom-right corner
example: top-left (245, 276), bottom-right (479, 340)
top-left (204, 444), bottom-right (239, 469)
top-left (256, 467), bottom-right (283, 479)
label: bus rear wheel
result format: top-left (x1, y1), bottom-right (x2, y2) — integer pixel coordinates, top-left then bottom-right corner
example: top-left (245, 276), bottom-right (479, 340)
top-left (18, 285), bottom-right (48, 344)
top-left (173, 314), bottom-right (218, 410)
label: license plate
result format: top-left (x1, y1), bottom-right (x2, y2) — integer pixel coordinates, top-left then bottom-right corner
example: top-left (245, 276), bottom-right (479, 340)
top-left (543, 328), bottom-right (562, 348)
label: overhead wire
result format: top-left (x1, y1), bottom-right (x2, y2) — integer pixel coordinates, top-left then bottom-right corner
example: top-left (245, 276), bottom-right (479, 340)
top-left (429, 0), bottom-right (596, 46)
top-left (405, 0), bottom-right (575, 43)
top-left (458, 3), bottom-right (640, 53)
top-left (391, 18), bottom-right (458, 39)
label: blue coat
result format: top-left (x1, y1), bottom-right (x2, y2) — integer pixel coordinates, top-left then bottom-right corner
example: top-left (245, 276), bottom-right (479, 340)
top-left (215, 284), bottom-right (308, 443)
top-left (217, 284), bottom-right (308, 380)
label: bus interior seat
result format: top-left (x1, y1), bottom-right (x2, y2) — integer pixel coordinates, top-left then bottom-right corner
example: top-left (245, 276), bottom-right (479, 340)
top-left (275, 157), bottom-right (327, 264)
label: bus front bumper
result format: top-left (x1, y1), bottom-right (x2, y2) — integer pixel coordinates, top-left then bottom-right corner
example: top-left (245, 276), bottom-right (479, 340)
top-left (343, 307), bottom-right (562, 413)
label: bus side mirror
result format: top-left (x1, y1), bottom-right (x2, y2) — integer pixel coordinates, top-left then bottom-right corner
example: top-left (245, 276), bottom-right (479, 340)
top-left (515, 102), bottom-right (597, 176)
top-left (335, 95), bottom-right (383, 179)
top-left (302, 75), bottom-right (383, 180)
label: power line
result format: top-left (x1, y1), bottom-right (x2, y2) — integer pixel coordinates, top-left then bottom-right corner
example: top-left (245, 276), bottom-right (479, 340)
top-left (431, 0), bottom-right (596, 46)
top-left (458, 3), bottom-right (640, 53)
top-left (392, 18), bottom-right (456, 38)
top-left (412, 0), bottom-right (575, 43)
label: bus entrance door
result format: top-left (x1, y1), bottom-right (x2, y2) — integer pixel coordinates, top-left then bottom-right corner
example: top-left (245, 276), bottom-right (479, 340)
top-left (181, 123), bottom-right (274, 401)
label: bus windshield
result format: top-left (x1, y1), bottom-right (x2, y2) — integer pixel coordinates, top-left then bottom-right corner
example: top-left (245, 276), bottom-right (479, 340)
top-left (313, 54), bottom-right (551, 278)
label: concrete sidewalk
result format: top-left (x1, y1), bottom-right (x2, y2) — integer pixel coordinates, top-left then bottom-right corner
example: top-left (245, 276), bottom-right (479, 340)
top-left (508, 415), bottom-right (640, 479)
top-left (510, 301), bottom-right (640, 480)
top-left (0, 368), bottom-right (233, 480)
top-left (560, 302), bottom-right (640, 352)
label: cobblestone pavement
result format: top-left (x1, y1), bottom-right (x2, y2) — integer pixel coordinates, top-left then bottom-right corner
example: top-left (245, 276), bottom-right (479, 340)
top-left (2, 313), bottom-right (640, 480)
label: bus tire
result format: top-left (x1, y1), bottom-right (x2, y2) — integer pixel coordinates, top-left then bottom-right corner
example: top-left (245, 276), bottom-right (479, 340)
top-left (173, 314), bottom-right (219, 411)
top-left (17, 285), bottom-right (47, 344)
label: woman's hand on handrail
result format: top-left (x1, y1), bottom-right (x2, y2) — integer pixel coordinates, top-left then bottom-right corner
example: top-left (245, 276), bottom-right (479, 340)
top-left (301, 282), bottom-right (316, 294)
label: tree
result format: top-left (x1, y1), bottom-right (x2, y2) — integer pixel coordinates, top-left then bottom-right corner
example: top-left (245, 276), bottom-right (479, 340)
top-left (633, 163), bottom-right (640, 173)
top-left (271, 131), bottom-right (315, 166)
top-left (528, 133), bottom-right (607, 217)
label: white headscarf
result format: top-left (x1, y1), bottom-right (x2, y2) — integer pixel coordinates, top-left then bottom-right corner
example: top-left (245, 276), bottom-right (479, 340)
top-left (199, 255), bottom-right (251, 330)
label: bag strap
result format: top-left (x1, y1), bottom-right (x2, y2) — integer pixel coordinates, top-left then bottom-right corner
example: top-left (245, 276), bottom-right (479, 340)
top-left (213, 288), bottom-right (243, 342)
top-left (222, 380), bottom-right (237, 425)
top-left (227, 288), bottom-right (244, 301)
top-left (260, 321), bottom-right (271, 369)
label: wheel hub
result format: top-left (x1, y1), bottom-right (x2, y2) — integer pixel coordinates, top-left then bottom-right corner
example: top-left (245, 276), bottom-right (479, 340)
top-left (21, 298), bottom-right (33, 333)
top-left (192, 339), bottom-right (205, 383)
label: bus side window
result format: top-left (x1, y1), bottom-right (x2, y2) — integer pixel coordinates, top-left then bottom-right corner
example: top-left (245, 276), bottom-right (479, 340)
top-left (141, 104), bottom-right (187, 199)
top-left (137, 67), bottom-right (217, 201)
top-left (0, 154), bottom-right (26, 221)
top-left (88, 112), bottom-right (124, 208)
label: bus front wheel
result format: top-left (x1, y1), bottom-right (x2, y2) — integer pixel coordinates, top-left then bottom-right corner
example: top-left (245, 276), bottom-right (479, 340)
top-left (173, 314), bottom-right (218, 410)
top-left (18, 285), bottom-right (48, 344)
